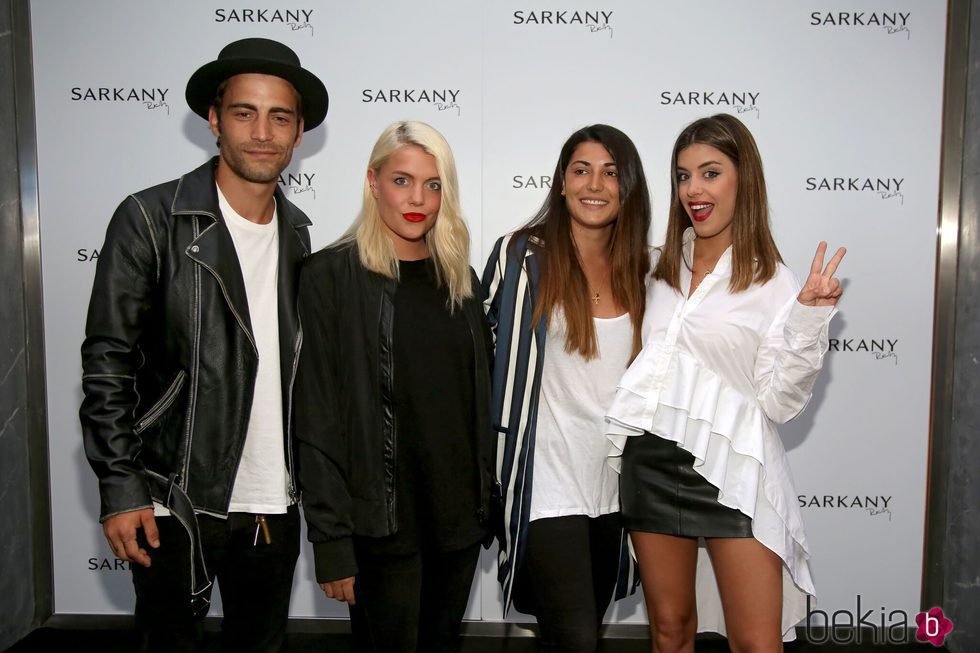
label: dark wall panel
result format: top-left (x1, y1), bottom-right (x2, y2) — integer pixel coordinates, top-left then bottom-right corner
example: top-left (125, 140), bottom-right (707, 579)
top-left (0, 0), bottom-right (38, 648)
top-left (946, 2), bottom-right (980, 651)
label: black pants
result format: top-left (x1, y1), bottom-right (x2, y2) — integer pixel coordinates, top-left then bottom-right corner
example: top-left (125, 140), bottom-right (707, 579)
top-left (132, 506), bottom-right (300, 653)
top-left (348, 541), bottom-right (482, 653)
top-left (520, 514), bottom-right (623, 653)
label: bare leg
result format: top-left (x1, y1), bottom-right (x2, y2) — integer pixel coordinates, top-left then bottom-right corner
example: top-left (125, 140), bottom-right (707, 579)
top-left (630, 531), bottom-right (699, 653)
top-left (705, 537), bottom-right (784, 653)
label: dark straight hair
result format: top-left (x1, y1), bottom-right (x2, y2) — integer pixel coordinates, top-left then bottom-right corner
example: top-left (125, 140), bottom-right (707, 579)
top-left (515, 124), bottom-right (651, 360)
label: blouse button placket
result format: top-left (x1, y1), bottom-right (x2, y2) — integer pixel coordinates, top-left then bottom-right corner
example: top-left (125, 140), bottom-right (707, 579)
top-left (654, 274), bottom-right (720, 384)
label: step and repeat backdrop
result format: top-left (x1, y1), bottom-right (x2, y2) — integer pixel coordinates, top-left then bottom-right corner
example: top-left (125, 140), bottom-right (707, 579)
top-left (31, 0), bottom-right (946, 627)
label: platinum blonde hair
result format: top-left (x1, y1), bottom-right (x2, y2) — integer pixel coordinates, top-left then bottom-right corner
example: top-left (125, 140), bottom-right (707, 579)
top-left (338, 121), bottom-right (473, 306)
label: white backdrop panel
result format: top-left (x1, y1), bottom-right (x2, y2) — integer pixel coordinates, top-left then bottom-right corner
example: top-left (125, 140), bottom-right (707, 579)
top-left (30, 0), bottom-right (946, 626)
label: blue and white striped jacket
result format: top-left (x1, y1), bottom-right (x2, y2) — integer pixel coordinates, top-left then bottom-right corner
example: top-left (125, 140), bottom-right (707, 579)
top-left (481, 232), bottom-right (638, 613)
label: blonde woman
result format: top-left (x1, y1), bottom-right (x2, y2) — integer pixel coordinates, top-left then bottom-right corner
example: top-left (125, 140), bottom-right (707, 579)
top-left (295, 121), bottom-right (493, 652)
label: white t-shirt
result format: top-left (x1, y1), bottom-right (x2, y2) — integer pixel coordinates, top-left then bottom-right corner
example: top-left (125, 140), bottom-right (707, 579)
top-left (529, 308), bottom-right (633, 521)
top-left (219, 186), bottom-right (290, 514)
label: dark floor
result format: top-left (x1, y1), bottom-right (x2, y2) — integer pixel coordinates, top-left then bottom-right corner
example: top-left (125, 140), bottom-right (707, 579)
top-left (5, 625), bottom-right (949, 653)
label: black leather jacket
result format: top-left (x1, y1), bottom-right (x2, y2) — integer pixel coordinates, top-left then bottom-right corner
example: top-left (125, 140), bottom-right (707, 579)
top-left (80, 158), bottom-right (312, 520)
top-left (295, 242), bottom-right (494, 583)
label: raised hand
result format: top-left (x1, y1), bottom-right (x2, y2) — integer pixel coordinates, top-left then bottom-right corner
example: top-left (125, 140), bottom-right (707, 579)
top-left (797, 241), bottom-right (846, 307)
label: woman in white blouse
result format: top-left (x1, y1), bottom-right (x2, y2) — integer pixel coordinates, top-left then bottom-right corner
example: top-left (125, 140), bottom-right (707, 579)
top-left (606, 113), bottom-right (845, 652)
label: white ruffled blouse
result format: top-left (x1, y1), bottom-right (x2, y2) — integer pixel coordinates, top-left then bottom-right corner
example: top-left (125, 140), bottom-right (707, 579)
top-left (607, 228), bottom-right (836, 638)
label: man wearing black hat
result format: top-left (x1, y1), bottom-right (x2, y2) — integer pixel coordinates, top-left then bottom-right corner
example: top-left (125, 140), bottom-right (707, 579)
top-left (79, 38), bottom-right (328, 651)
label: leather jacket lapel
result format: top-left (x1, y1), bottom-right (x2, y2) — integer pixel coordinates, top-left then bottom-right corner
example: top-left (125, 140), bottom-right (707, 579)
top-left (174, 158), bottom-right (255, 350)
top-left (275, 187), bottom-right (312, 352)
top-left (186, 217), bottom-right (256, 351)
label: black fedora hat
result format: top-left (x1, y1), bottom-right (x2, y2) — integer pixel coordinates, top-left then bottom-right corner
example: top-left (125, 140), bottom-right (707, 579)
top-left (186, 38), bottom-right (328, 131)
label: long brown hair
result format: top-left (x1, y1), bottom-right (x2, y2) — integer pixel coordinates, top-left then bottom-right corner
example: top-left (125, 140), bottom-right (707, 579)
top-left (655, 113), bottom-right (782, 292)
top-left (515, 124), bottom-right (651, 360)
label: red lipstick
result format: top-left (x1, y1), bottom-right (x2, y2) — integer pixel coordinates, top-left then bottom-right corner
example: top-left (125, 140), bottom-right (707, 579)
top-left (689, 203), bottom-right (713, 222)
top-left (403, 212), bottom-right (426, 223)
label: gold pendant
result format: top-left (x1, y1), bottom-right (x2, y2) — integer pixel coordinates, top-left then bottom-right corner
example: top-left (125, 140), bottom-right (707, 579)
top-left (592, 292), bottom-right (600, 305)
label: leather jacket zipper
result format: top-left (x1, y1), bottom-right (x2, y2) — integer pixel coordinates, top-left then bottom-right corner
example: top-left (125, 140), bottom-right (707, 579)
top-left (181, 217), bottom-right (204, 487)
top-left (286, 326), bottom-right (302, 502)
top-left (134, 370), bottom-right (187, 434)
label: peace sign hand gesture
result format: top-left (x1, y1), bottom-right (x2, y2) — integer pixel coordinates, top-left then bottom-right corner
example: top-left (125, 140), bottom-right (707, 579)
top-left (797, 241), bottom-right (846, 307)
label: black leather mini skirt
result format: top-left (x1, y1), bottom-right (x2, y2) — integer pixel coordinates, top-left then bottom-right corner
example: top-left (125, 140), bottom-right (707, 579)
top-left (620, 432), bottom-right (753, 538)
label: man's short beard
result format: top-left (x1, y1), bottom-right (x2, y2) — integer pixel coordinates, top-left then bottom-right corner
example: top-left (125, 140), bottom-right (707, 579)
top-left (225, 153), bottom-right (284, 184)
top-left (218, 137), bottom-right (293, 184)
top-left (214, 116), bottom-right (298, 184)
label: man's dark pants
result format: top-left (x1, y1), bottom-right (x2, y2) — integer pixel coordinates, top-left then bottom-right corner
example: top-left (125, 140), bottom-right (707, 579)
top-left (132, 505), bottom-right (300, 653)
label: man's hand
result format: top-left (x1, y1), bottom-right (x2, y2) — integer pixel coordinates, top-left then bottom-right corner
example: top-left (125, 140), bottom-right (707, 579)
top-left (102, 508), bottom-right (159, 567)
top-left (320, 576), bottom-right (356, 605)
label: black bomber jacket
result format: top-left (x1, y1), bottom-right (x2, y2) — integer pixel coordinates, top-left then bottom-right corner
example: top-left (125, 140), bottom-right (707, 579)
top-left (79, 157), bottom-right (312, 520)
top-left (295, 242), bottom-right (495, 583)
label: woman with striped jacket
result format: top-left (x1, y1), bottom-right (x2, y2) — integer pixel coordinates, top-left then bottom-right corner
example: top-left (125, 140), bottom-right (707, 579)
top-left (482, 124), bottom-right (652, 652)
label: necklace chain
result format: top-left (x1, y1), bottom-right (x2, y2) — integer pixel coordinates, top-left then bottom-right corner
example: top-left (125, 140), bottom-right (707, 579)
top-left (588, 268), bottom-right (609, 305)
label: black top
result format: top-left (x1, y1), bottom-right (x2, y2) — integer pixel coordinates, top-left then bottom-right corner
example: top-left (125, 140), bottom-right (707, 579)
top-left (296, 241), bottom-right (495, 583)
top-left (357, 258), bottom-right (486, 555)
